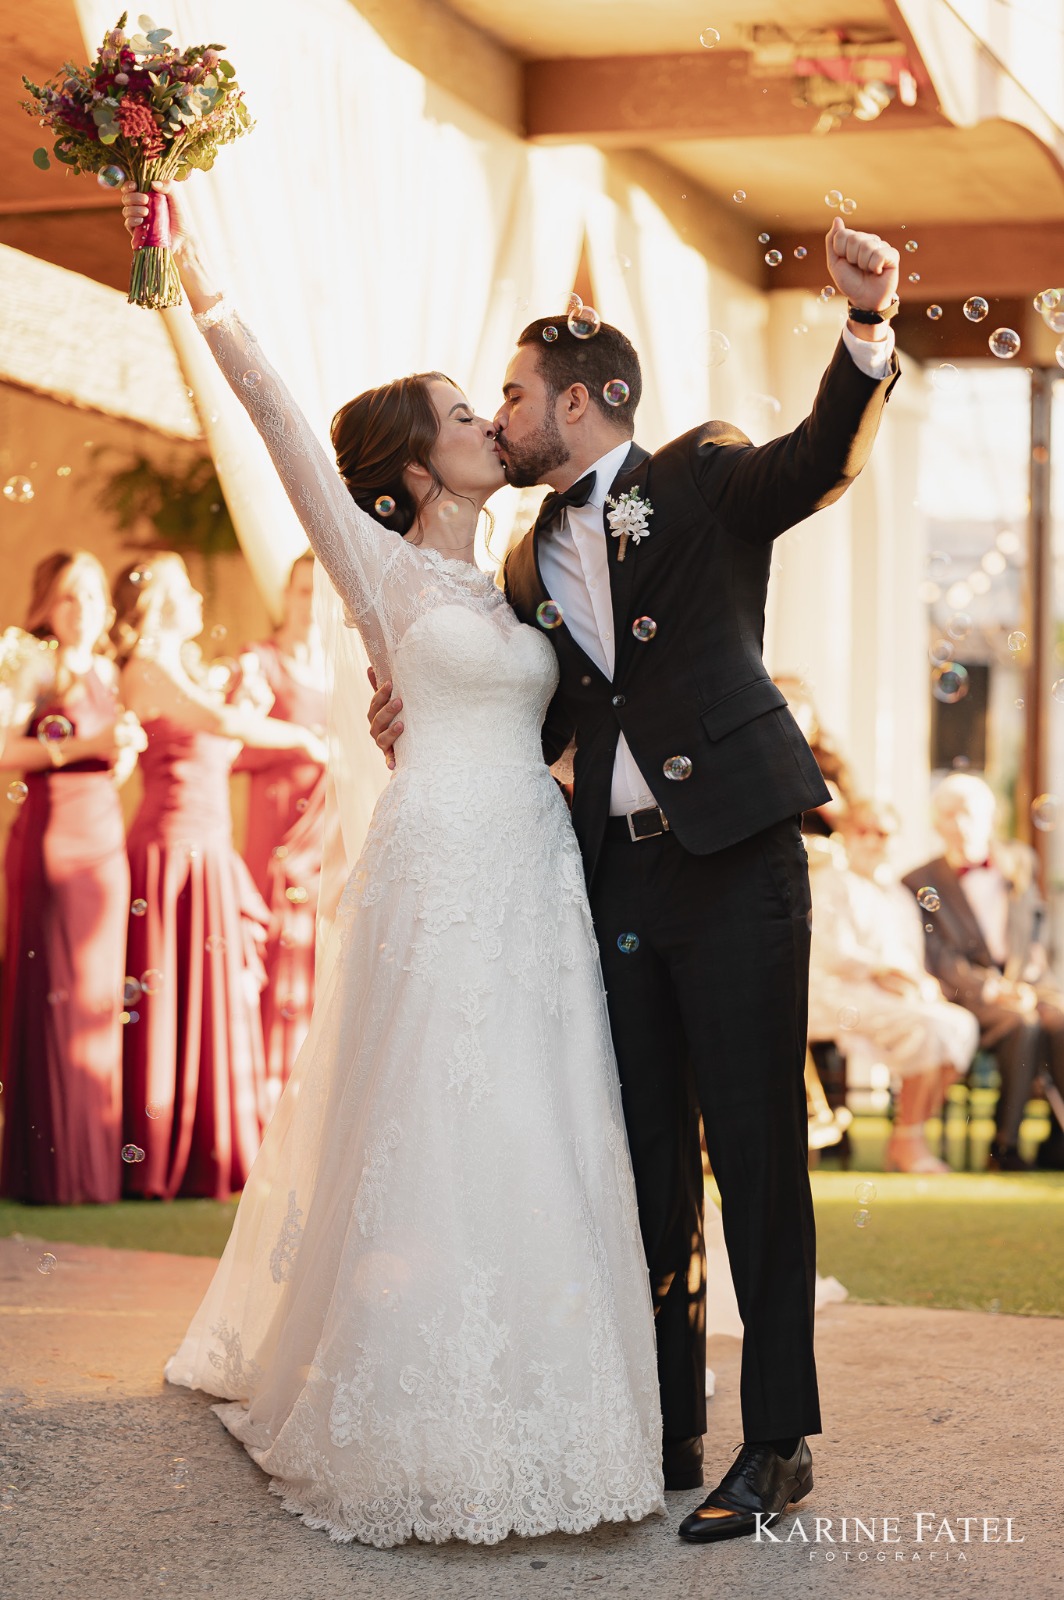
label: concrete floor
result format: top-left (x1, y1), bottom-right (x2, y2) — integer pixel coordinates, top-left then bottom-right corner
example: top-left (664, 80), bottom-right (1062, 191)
top-left (1, 1233), bottom-right (1061, 1600)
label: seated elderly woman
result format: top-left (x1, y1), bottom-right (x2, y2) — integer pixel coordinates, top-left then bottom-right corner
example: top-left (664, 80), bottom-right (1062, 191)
top-left (808, 798), bottom-right (978, 1173)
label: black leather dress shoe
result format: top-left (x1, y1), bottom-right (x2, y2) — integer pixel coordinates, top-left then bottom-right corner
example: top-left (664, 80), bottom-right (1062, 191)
top-left (677, 1439), bottom-right (813, 1542)
top-left (988, 1142), bottom-right (1033, 1172)
top-left (663, 1434), bottom-right (704, 1491)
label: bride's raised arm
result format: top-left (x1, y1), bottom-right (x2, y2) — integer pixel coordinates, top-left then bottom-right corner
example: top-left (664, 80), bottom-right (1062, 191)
top-left (122, 183), bottom-right (413, 642)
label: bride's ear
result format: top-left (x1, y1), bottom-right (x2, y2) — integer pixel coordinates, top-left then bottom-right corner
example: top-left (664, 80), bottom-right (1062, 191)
top-left (402, 460), bottom-right (431, 492)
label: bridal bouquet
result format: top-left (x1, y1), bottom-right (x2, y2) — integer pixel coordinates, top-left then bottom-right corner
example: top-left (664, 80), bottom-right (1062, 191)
top-left (21, 13), bottom-right (252, 309)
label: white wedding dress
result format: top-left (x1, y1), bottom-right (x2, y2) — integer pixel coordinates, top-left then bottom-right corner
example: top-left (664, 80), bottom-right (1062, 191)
top-left (163, 304), bottom-right (664, 1548)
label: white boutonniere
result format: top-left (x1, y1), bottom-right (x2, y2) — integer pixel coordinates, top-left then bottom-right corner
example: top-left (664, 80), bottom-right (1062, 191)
top-left (605, 486), bottom-right (653, 563)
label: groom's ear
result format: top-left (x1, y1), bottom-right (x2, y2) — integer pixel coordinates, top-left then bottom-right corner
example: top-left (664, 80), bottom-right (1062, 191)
top-left (560, 383), bottom-right (591, 424)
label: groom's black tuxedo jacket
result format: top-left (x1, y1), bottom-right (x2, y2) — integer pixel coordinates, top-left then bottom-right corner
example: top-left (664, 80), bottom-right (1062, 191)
top-left (504, 336), bottom-right (900, 880)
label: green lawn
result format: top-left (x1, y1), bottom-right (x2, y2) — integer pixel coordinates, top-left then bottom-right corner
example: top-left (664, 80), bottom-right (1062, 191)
top-left (3, 1168), bottom-right (1062, 1317)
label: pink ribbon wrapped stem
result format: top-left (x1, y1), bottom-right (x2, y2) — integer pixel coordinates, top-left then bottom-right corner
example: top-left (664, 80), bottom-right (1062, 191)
top-left (132, 189), bottom-right (171, 252)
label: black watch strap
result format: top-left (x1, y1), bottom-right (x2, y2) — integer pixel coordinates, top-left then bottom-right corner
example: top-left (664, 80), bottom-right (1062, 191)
top-left (847, 297), bottom-right (900, 324)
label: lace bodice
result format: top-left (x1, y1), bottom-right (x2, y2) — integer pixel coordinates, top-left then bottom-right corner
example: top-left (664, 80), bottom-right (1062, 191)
top-left (195, 304), bottom-right (535, 715)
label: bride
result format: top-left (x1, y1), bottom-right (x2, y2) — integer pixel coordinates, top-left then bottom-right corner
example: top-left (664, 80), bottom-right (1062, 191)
top-left (121, 184), bottom-right (664, 1548)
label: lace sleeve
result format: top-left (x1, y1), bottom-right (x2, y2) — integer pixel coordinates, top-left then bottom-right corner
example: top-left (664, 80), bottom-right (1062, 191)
top-left (193, 300), bottom-right (416, 653)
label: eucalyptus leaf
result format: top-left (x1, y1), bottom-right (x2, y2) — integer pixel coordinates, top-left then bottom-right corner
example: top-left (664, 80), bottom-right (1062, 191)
top-left (99, 127), bottom-right (119, 145)
top-left (146, 28), bottom-right (172, 46)
top-left (32, 147), bottom-right (51, 170)
top-left (91, 103), bottom-right (113, 124)
top-left (53, 143), bottom-right (81, 166)
top-left (137, 13), bottom-right (156, 29)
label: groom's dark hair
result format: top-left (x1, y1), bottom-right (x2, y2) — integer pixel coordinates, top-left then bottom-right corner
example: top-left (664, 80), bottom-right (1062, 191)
top-left (517, 316), bottom-right (642, 431)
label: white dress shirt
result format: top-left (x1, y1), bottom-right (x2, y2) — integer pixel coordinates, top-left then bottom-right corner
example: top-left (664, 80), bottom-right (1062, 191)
top-left (537, 330), bottom-right (896, 817)
top-left (958, 864), bottom-right (1010, 968)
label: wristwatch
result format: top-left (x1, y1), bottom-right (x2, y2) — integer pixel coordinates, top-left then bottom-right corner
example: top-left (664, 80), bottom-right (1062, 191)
top-left (847, 297), bottom-right (900, 324)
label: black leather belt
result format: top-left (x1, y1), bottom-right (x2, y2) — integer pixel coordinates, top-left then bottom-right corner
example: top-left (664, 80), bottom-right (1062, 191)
top-left (606, 805), bottom-right (671, 842)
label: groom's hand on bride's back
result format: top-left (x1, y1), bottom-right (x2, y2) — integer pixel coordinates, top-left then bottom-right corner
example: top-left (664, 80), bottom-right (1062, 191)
top-left (367, 667), bottom-right (403, 771)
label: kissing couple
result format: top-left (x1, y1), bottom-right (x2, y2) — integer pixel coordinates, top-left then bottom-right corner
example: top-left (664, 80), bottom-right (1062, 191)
top-left (121, 180), bottom-right (899, 1549)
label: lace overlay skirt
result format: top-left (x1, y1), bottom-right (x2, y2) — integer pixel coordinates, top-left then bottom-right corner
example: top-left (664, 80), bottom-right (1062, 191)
top-left (165, 763), bottom-right (664, 1547)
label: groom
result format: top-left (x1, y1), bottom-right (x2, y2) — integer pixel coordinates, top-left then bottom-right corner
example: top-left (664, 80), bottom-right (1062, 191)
top-left (371, 219), bottom-right (901, 1541)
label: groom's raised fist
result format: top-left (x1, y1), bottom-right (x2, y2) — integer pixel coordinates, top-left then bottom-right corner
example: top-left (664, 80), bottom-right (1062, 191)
top-left (826, 217), bottom-right (900, 315)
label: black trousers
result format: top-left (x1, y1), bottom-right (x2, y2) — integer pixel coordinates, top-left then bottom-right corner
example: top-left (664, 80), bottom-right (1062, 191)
top-left (589, 814), bottom-right (821, 1445)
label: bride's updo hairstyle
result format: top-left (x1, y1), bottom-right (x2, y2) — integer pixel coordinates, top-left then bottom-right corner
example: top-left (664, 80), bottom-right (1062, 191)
top-left (331, 372), bottom-right (457, 540)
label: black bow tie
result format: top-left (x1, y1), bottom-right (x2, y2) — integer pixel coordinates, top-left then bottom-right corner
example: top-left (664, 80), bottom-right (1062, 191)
top-left (535, 471), bottom-right (596, 532)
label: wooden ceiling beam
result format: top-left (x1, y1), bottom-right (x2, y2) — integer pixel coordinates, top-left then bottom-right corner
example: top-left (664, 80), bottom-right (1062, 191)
top-left (764, 222), bottom-right (1064, 299)
top-left (524, 51), bottom-right (947, 144)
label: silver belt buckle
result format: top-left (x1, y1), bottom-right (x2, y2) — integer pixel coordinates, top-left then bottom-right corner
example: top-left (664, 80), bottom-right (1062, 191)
top-left (627, 806), bottom-right (669, 842)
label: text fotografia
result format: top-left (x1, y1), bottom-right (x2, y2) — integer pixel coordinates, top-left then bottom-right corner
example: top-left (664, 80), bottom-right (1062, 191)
top-left (756, 1513), bottom-right (1024, 1548)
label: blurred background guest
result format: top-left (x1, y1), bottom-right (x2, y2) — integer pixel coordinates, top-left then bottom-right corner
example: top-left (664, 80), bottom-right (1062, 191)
top-left (773, 673), bottom-right (856, 837)
top-left (809, 797), bottom-right (978, 1173)
top-left (0, 551), bottom-right (142, 1204)
top-left (235, 552), bottom-right (327, 1114)
top-left (904, 773), bottom-right (1064, 1172)
top-left (113, 552), bottom-right (327, 1200)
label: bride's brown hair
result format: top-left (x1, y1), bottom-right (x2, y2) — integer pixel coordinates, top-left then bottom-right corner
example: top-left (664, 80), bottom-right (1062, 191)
top-left (331, 372), bottom-right (457, 541)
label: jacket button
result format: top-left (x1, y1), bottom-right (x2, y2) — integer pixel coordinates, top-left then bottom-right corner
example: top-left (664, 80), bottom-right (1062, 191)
top-left (581, 675), bottom-right (592, 687)
top-left (612, 694), bottom-right (626, 707)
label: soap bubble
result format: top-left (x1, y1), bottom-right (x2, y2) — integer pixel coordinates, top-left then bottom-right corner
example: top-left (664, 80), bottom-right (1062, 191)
top-left (3, 476), bottom-right (34, 504)
top-left (917, 886), bottom-right (941, 913)
top-left (825, 189), bottom-right (843, 207)
top-left (988, 328), bottom-right (1020, 360)
top-left (536, 600), bottom-right (563, 630)
top-left (837, 1005), bottom-right (860, 1030)
top-left (37, 1253), bottom-right (57, 1275)
top-left (145, 1103), bottom-right (164, 1119)
top-left (963, 296), bottom-right (989, 322)
top-left (732, 189), bottom-right (746, 204)
top-left (794, 324), bottom-right (809, 336)
top-left (241, 370), bottom-right (261, 387)
top-left (908, 273), bottom-right (921, 284)
top-left (567, 305), bottom-right (601, 340)
top-left (566, 292), bottom-right (582, 315)
top-left (1032, 794), bottom-right (1060, 831)
top-left (853, 1209), bottom-right (871, 1229)
top-left (1056, 337), bottom-right (1064, 372)
top-left (840, 197), bottom-right (857, 215)
top-left (699, 27), bottom-right (720, 47)
top-left (855, 1180), bottom-right (877, 1204)
top-left (932, 364), bottom-right (959, 392)
top-left (373, 495), bottom-right (396, 518)
top-left (663, 755), bottom-right (693, 781)
top-left (946, 612), bottom-right (971, 642)
top-left (603, 379), bottom-right (630, 407)
top-left (617, 933), bottom-right (640, 954)
top-left (37, 714), bottom-right (73, 747)
top-left (764, 250), bottom-right (782, 267)
top-left (793, 245), bottom-right (807, 260)
top-left (932, 663), bottom-right (969, 704)
top-left (1008, 632), bottom-right (1027, 652)
top-left (905, 240), bottom-right (919, 253)
top-left (285, 886), bottom-right (308, 904)
top-left (758, 233), bottom-right (770, 245)
top-left (1034, 288), bottom-right (1060, 314)
top-left (131, 899), bottom-right (147, 917)
top-left (707, 331), bottom-right (730, 367)
top-left (121, 1144), bottom-right (145, 1164)
top-left (632, 616), bottom-right (657, 642)
top-left (542, 325), bottom-right (558, 343)
top-left (926, 304), bottom-right (943, 321)
top-left (1052, 679), bottom-right (1064, 704)
top-left (97, 164), bottom-right (126, 188)
top-left (140, 968), bottom-right (163, 995)
top-left (819, 285), bottom-right (836, 302)
top-left (6, 781), bottom-right (28, 806)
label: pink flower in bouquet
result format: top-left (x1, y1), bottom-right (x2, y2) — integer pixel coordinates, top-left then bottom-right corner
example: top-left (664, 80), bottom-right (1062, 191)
top-left (116, 95), bottom-right (165, 157)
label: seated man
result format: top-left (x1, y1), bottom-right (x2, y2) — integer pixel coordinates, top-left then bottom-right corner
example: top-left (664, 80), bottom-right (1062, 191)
top-left (808, 799), bottom-right (978, 1172)
top-left (903, 772), bottom-right (1064, 1171)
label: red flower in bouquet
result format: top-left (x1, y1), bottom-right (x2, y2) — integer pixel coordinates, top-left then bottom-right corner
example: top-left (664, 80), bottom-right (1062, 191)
top-left (21, 11), bottom-right (253, 310)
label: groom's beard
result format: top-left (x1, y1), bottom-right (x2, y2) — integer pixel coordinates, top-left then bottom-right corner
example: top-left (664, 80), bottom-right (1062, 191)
top-left (496, 412), bottom-right (570, 488)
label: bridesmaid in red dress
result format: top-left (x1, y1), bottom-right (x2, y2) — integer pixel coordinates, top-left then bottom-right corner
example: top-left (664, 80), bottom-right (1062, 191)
top-left (0, 551), bottom-right (142, 1204)
top-left (114, 553), bottom-right (327, 1200)
top-left (236, 554), bottom-right (327, 1116)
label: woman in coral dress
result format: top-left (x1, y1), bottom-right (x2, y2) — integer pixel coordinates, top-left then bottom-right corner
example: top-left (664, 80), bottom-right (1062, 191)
top-left (236, 554), bottom-right (327, 1115)
top-left (114, 552), bottom-right (327, 1199)
top-left (0, 551), bottom-right (142, 1204)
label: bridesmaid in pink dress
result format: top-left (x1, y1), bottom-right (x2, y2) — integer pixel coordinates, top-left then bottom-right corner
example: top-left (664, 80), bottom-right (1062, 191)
top-left (114, 553), bottom-right (327, 1200)
top-left (0, 551), bottom-right (142, 1204)
top-left (236, 554), bottom-right (327, 1115)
